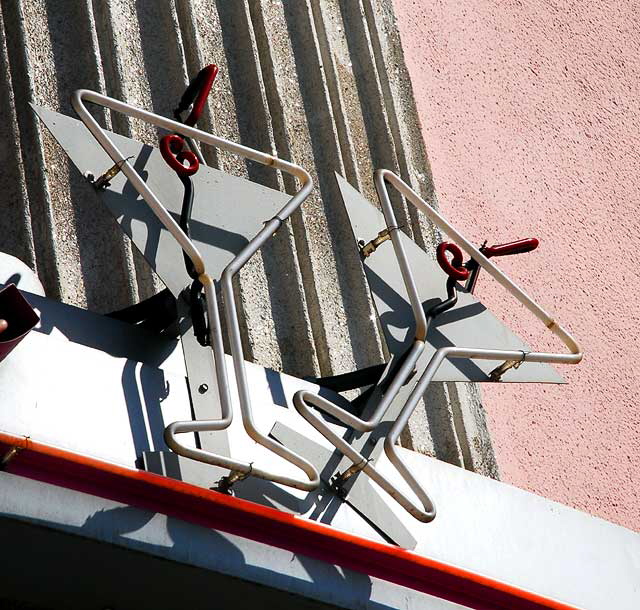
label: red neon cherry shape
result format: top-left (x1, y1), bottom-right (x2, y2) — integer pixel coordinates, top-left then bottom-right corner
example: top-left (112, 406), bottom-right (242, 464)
top-left (160, 134), bottom-right (199, 177)
top-left (436, 242), bottom-right (470, 281)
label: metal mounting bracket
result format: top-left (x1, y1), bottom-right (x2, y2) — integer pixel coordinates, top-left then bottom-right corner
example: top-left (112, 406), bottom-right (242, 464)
top-left (359, 227), bottom-right (393, 257)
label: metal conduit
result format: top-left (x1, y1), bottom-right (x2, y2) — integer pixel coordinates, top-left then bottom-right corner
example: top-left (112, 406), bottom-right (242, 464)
top-left (292, 170), bottom-right (431, 434)
top-left (72, 90), bottom-right (319, 491)
top-left (295, 168), bottom-right (582, 522)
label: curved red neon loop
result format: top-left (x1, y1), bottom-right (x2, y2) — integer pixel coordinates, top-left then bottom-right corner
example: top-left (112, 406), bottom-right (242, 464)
top-left (160, 134), bottom-right (199, 177)
top-left (182, 64), bottom-right (219, 127)
top-left (436, 242), bottom-right (470, 281)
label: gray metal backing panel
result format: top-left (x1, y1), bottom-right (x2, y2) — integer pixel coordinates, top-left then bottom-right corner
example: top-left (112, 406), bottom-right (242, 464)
top-left (33, 105), bottom-right (293, 296)
top-left (270, 421), bottom-right (418, 549)
top-left (336, 173), bottom-right (564, 384)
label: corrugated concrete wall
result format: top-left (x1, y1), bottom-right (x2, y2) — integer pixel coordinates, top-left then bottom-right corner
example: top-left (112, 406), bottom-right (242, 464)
top-left (0, 0), bottom-right (497, 476)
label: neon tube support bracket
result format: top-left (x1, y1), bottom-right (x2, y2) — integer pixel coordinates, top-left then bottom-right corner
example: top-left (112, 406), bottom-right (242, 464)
top-left (360, 227), bottom-right (393, 257)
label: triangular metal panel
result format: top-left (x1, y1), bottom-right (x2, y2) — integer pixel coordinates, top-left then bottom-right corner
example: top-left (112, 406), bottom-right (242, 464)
top-left (33, 105), bottom-right (291, 296)
top-left (336, 173), bottom-right (564, 384)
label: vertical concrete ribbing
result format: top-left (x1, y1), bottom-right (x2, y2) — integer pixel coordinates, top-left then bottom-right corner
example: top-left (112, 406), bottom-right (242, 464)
top-left (2, 0), bottom-right (61, 299)
top-left (361, 0), bottom-right (439, 249)
top-left (213, 0), bottom-right (287, 368)
top-left (307, 1), bottom-right (363, 193)
top-left (338, 0), bottom-right (412, 232)
top-left (45, 0), bottom-right (135, 311)
top-left (279, 0), bottom-right (386, 374)
top-left (244, 0), bottom-right (320, 376)
top-left (92, 0), bottom-right (167, 300)
top-left (0, 2), bottom-right (34, 269)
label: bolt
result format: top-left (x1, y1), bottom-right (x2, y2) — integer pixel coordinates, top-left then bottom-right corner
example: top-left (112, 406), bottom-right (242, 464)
top-left (198, 384), bottom-right (208, 394)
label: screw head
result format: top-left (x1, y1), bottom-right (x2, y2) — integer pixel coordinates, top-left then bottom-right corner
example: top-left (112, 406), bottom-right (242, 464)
top-left (198, 384), bottom-right (208, 394)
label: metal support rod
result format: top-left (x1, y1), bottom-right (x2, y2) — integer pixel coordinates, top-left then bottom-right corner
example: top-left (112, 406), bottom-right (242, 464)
top-left (293, 172), bottom-right (430, 433)
top-left (72, 89), bottom-right (319, 492)
top-left (184, 137), bottom-right (206, 166)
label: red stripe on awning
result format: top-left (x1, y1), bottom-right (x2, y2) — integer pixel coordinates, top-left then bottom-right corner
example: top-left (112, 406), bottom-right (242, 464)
top-left (0, 432), bottom-right (578, 610)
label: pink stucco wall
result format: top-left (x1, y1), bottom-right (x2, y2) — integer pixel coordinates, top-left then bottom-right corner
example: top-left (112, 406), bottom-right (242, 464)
top-left (393, 1), bottom-right (640, 531)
